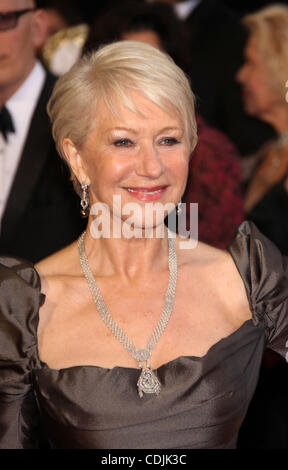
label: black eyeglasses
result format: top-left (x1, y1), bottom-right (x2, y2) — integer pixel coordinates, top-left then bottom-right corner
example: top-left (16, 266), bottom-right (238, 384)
top-left (0, 8), bottom-right (35, 32)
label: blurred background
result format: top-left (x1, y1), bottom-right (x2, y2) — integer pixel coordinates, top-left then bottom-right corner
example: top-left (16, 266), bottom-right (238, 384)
top-left (66, 0), bottom-right (288, 21)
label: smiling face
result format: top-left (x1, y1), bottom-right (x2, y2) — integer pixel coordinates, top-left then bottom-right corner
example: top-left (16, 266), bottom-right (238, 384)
top-left (64, 90), bottom-right (190, 231)
top-left (236, 35), bottom-right (281, 119)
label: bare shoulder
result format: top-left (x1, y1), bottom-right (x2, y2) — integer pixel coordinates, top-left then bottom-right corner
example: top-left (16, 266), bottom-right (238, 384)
top-left (177, 238), bottom-right (239, 279)
top-left (35, 241), bottom-right (83, 334)
top-left (36, 241), bottom-right (78, 276)
top-left (35, 241), bottom-right (80, 298)
top-left (176, 236), bottom-right (251, 323)
top-left (176, 235), bottom-right (231, 268)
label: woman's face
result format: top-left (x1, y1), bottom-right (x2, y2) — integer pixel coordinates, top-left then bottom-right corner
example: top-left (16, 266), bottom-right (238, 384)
top-left (74, 91), bottom-right (190, 230)
top-left (236, 35), bottom-right (281, 119)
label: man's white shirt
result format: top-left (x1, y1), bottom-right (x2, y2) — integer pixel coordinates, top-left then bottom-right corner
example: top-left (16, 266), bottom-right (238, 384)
top-left (0, 61), bottom-right (45, 231)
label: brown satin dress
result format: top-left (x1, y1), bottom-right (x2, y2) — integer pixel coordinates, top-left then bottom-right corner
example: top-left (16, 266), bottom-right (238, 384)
top-left (0, 221), bottom-right (288, 449)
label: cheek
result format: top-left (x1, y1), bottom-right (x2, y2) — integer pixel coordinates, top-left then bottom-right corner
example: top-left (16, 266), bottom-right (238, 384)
top-left (0, 35), bottom-right (18, 63)
top-left (168, 152), bottom-right (190, 178)
top-left (86, 154), bottom-right (133, 189)
top-left (5, 32), bottom-right (34, 69)
top-left (251, 79), bottom-right (270, 103)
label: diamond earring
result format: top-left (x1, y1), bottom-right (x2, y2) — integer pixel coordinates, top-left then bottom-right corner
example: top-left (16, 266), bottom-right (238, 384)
top-left (80, 182), bottom-right (89, 218)
top-left (176, 199), bottom-right (182, 216)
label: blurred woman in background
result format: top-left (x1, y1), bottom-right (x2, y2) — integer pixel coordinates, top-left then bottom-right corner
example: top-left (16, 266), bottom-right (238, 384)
top-left (237, 4), bottom-right (288, 255)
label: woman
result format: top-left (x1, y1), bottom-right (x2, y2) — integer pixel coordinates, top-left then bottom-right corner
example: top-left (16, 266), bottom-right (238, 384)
top-left (236, 4), bottom-right (288, 254)
top-left (0, 41), bottom-right (288, 449)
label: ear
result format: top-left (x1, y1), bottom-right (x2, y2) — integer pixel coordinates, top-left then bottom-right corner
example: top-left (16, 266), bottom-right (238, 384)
top-left (32, 9), bottom-right (50, 50)
top-left (62, 138), bottom-right (91, 186)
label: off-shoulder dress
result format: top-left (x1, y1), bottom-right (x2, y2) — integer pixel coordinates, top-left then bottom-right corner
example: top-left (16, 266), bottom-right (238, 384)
top-left (0, 221), bottom-right (288, 449)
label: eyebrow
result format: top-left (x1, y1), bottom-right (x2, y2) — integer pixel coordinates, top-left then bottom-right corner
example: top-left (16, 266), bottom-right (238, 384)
top-left (107, 126), bottom-right (183, 134)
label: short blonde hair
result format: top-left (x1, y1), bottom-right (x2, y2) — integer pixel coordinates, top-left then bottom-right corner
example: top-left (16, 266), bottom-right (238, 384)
top-left (47, 40), bottom-right (197, 193)
top-left (243, 4), bottom-right (288, 94)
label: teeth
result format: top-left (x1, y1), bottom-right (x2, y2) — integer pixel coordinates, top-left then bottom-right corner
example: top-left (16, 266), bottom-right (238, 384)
top-left (127, 188), bottom-right (163, 194)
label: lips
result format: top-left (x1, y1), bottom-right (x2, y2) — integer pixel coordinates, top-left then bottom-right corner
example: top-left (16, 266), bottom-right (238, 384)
top-left (124, 185), bottom-right (168, 201)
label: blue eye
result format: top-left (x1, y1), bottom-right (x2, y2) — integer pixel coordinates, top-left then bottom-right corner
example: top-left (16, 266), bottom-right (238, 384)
top-left (113, 138), bottom-right (133, 147)
top-left (160, 137), bottom-right (180, 146)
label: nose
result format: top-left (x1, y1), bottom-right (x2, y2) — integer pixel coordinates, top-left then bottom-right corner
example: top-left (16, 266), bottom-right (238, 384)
top-left (136, 143), bottom-right (164, 179)
top-left (236, 64), bottom-right (246, 84)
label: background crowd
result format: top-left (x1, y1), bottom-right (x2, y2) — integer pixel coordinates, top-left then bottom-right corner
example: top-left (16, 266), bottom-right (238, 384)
top-left (1, 0), bottom-right (288, 448)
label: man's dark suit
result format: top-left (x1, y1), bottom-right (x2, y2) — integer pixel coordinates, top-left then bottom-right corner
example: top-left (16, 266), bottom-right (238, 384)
top-left (0, 71), bottom-right (86, 262)
top-left (184, 0), bottom-right (274, 155)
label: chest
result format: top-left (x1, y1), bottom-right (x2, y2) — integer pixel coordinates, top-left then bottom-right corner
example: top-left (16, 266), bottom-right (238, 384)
top-left (38, 272), bottom-right (251, 371)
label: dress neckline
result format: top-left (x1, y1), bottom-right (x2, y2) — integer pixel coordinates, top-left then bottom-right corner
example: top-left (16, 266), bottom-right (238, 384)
top-left (38, 318), bottom-right (260, 374)
top-left (36, 234), bottom-right (260, 375)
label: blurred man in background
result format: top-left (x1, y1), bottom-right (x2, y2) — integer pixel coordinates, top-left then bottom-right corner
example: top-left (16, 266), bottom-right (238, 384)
top-left (0, 0), bottom-right (85, 262)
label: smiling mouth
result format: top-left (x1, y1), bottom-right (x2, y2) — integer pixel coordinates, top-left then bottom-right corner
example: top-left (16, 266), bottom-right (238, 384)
top-left (124, 186), bottom-right (168, 200)
top-left (127, 187), bottom-right (166, 194)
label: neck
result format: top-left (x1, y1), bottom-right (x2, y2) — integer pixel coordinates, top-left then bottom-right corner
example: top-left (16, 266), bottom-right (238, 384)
top-left (82, 218), bottom-right (171, 280)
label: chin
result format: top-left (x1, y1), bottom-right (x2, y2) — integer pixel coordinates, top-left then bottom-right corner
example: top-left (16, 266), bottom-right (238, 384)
top-left (121, 213), bottom-right (167, 239)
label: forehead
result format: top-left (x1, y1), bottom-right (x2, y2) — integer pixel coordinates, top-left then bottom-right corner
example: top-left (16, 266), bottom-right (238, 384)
top-left (94, 91), bottom-right (183, 131)
top-left (0, 0), bottom-right (34, 10)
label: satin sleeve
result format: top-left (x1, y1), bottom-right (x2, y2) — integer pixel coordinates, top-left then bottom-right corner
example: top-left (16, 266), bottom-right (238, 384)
top-left (0, 257), bottom-right (44, 448)
top-left (228, 221), bottom-right (288, 358)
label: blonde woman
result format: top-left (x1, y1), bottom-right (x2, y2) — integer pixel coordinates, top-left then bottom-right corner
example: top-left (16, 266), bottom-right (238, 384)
top-left (0, 41), bottom-right (288, 449)
top-left (237, 4), bottom-right (288, 253)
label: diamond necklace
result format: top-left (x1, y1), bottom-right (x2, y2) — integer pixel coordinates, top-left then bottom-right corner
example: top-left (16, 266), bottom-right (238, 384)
top-left (77, 230), bottom-right (178, 398)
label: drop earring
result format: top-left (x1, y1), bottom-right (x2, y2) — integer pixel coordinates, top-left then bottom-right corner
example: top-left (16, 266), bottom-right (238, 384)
top-left (176, 199), bottom-right (182, 216)
top-left (80, 182), bottom-right (90, 218)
